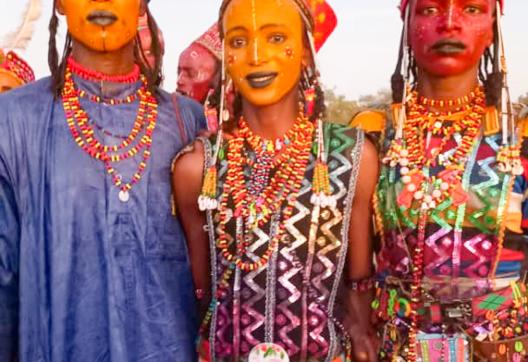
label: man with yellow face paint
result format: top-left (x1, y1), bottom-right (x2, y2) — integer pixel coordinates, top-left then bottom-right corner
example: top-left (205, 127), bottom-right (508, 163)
top-left (173, 0), bottom-right (379, 361)
top-left (0, 0), bottom-right (206, 360)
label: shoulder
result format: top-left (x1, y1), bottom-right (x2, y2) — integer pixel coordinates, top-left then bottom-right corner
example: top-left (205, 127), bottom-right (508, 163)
top-left (158, 90), bottom-right (203, 115)
top-left (0, 77), bottom-right (53, 110)
top-left (172, 138), bottom-right (207, 179)
top-left (158, 90), bottom-right (206, 132)
top-left (518, 105), bottom-right (528, 139)
top-left (348, 109), bottom-right (387, 133)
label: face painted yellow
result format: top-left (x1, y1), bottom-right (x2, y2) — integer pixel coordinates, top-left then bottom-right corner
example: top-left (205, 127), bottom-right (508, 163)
top-left (58, 0), bottom-right (142, 52)
top-left (223, 0), bottom-right (305, 106)
top-left (0, 71), bottom-right (23, 93)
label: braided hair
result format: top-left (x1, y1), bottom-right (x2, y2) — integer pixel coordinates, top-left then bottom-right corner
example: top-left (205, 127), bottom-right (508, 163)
top-left (48, 0), bottom-right (163, 97)
top-left (214, 0), bottom-right (325, 129)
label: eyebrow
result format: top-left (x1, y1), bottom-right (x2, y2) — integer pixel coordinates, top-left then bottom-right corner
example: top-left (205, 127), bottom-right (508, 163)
top-left (225, 23), bottom-right (288, 36)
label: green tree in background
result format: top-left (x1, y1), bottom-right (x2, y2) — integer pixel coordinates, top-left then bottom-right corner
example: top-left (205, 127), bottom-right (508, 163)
top-left (324, 88), bottom-right (361, 125)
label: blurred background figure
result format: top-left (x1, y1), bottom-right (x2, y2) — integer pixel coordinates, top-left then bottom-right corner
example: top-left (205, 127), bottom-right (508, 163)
top-left (0, 0), bottom-right (41, 92)
top-left (176, 23), bottom-right (221, 104)
top-left (0, 50), bottom-right (35, 92)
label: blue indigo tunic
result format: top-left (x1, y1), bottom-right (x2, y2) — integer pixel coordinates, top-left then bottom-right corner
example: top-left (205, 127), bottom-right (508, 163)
top-left (0, 76), bottom-right (205, 361)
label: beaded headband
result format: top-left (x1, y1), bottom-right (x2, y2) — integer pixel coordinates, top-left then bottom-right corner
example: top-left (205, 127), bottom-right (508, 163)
top-left (0, 50), bottom-right (35, 85)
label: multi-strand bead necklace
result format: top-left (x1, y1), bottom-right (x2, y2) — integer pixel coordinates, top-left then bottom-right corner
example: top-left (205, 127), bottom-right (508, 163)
top-left (62, 57), bottom-right (158, 202)
top-left (216, 114), bottom-right (315, 271)
top-left (384, 86), bottom-right (485, 212)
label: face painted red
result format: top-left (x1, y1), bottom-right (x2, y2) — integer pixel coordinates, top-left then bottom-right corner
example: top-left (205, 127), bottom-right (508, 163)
top-left (409, 0), bottom-right (495, 77)
top-left (177, 43), bottom-right (219, 103)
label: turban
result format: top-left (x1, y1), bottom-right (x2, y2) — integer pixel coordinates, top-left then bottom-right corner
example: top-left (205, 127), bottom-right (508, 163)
top-left (194, 23), bottom-right (222, 60)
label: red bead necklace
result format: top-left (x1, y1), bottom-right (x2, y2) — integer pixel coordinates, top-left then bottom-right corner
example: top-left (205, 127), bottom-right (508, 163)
top-left (76, 88), bottom-right (141, 105)
top-left (67, 56), bottom-right (140, 83)
top-left (216, 115), bottom-right (315, 271)
top-left (417, 86), bottom-right (480, 109)
top-left (61, 61), bottom-right (158, 202)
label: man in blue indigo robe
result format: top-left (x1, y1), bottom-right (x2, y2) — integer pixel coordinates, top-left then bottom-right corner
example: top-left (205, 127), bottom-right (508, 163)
top-left (0, 0), bottom-right (204, 360)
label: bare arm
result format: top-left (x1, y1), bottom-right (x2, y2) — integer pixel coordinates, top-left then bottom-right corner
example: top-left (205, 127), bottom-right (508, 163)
top-left (172, 142), bottom-right (211, 311)
top-left (345, 136), bottom-right (379, 362)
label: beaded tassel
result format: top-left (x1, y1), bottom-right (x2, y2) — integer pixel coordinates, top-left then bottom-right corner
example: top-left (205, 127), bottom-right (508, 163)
top-left (198, 166), bottom-right (219, 211)
top-left (304, 86), bottom-right (316, 118)
top-left (310, 119), bottom-right (336, 208)
top-left (197, 39), bottom-right (228, 212)
top-left (497, 144), bottom-right (524, 176)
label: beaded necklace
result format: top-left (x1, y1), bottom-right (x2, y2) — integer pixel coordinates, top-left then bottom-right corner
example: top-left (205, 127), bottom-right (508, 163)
top-left (384, 87), bottom-right (485, 212)
top-left (216, 115), bottom-right (315, 271)
top-left (417, 86), bottom-right (480, 109)
top-left (61, 58), bottom-right (158, 202)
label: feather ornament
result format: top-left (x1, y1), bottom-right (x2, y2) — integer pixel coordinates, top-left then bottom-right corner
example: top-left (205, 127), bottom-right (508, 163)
top-left (1, 0), bottom-right (42, 51)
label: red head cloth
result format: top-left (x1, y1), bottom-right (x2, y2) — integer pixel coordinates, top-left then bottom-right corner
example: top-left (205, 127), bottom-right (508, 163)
top-left (305, 0), bottom-right (337, 51)
top-left (194, 23), bottom-right (222, 60)
top-left (400, 0), bottom-right (504, 18)
top-left (0, 50), bottom-right (35, 85)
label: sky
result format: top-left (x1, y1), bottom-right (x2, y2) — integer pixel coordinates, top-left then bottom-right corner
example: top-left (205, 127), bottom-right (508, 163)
top-left (1, 0), bottom-right (527, 100)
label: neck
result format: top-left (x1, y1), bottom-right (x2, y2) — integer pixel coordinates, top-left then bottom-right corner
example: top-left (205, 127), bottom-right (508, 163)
top-left (416, 66), bottom-right (480, 101)
top-left (241, 86), bottom-right (301, 140)
top-left (70, 40), bottom-right (136, 76)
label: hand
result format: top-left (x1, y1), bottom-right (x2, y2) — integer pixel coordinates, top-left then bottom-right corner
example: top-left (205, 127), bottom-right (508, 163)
top-left (349, 324), bottom-right (379, 362)
top-left (344, 288), bottom-right (380, 361)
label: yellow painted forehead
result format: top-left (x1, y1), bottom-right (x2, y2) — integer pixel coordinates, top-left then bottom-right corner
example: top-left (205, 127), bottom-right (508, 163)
top-left (222, 0), bottom-right (303, 35)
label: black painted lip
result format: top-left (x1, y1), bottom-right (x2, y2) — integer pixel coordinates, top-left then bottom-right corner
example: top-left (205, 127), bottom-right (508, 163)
top-left (87, 10), bottom-right (118, 27)
top-left (245, 71), bottom-right (278, 89)
top-left (432, 39), bottom-right (466, 55)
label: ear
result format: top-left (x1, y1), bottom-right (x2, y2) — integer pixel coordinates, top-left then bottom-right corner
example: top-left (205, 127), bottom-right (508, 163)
top-left (140, 0), bottom-right (147, 17)
top-left (56, 0), bottom-right (65, 15)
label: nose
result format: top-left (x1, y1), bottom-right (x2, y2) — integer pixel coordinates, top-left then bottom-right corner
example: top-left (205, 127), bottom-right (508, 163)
top-left (438, 2), bottom-right (462, 33)
top-left (249, 38), bottom-right (263, 66)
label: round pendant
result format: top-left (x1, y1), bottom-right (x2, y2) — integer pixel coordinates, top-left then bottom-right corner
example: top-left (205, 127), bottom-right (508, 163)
top-left (119, 190), bottom-right (130, 203)
top-left (248, 343), bottom-right (289, 362)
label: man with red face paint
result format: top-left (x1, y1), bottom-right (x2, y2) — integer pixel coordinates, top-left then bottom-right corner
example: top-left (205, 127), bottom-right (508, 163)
top-left (177, 24), bottom-right (222, 105)
top-left (364, 0), bottom-right (528, 361)
top-left (0, 0), bottom-right (205, 361)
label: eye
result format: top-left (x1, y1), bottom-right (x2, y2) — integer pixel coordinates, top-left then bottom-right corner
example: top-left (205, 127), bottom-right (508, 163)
top-left (229, 36), bottom-right (247, 49)
top-left (268, 33), bottom-right (287, 44)
top-left (464, 5), bottom-right (482, 14)
top-left (421, 6), bottom-right (439, 15)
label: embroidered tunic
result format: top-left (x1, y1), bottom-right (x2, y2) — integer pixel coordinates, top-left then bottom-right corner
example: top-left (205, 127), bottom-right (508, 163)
top-left (375, 123), bottom-right (528, 360)
top-left (0, 77), bottom-right (205, 361)
top-left (201, 124), bottom-right (364, 361)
